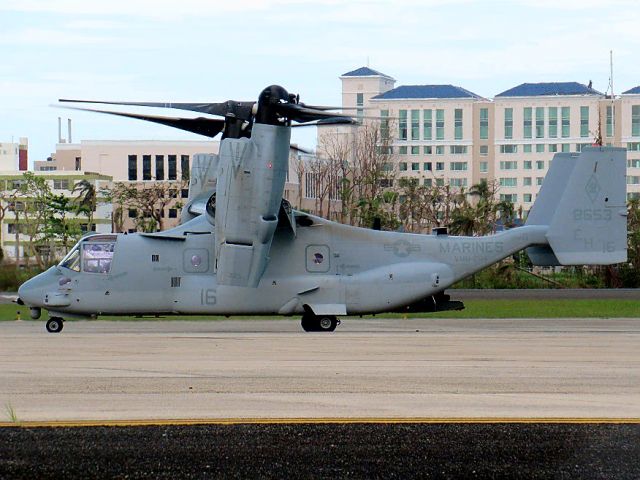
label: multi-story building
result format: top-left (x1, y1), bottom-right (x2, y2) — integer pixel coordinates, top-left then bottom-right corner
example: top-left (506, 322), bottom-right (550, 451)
top-left (0, 171), bottom-right (113, 264)
top-left (35, 140), bottom-right (220, 232)
top-left (332, 67), bottom-right (640, 217)
top-left (0, 138), bottom-right (28, 171)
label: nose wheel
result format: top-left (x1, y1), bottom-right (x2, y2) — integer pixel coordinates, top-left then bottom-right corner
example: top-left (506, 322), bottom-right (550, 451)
top-left (301, 314), bottom-right (339, 332)
top-left (46, 317), bottom-right (64, 333)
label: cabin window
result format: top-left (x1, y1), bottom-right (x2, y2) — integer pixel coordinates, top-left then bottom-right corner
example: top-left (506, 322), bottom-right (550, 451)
top-left (60, 245), bottom-right (81, 272)
top-left (81, 236), bottom-right (117, 274)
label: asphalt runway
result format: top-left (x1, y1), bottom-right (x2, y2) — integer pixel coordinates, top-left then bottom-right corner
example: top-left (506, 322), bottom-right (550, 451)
top-left (1, 317), bottom-right (639, 421)
top-left (2, 423), bottom-right (639, 479)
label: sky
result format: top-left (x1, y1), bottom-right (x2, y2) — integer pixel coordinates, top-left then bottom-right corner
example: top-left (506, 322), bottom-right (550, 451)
top-left (1, 0), bottom-right (640, 163)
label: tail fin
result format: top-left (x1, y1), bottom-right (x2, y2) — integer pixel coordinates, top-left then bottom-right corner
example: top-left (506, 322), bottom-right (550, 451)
top-left (526, 147), bottom-right (627, 265)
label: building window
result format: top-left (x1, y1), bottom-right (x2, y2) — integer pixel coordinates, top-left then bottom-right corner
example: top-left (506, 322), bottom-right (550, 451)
top-left (423, 109), bottom-right (432, 140)
top-left (450, 145), bottom-right (467, 154)
top-left (399, 110), bottom-right (408, 140)
top-left (181, 188), bottom-right (189, 198)
top-left (500, 145), bottom-right (518, 154)
top-left (356, 93), bottom-right (364, 123)
top-left (536, 161), bottom-right (545, 169)
top-left (128, 155), bottom-right (137, 181)
top-left (436, 162), bottom-right (445, 171)
top-left (454, 109), bottom-right (463, 140)
top-left (75, 157), bottom-right (81, 171)
top-left (606, 105), bottom-right (615, 137)
top-left (479, 145), bottom-right (488, 156)
top-left (576, 143), bottom-right (591, 152)
top-left (523, 193), bottom-right (533, 203)
top-left (436, 178), bottom-right (445, 186)
top-left (580, 106), bottom-right (590, 137)
top-left (561, 107), bottom-right (570, 138)
top-left (53, 179), bottom-right (69, 190)
top-left (524, 160), bottom-right (532, 169)
top-left (500, 177), bottom-right (517, 187)
top-left (628, 159), bottom-right (640, 168)
top-left (561, 143), bottom-right (570, 152)
top-left (424, 178), bottom-right (432, 187)
top-left (523, 107), bottom-right (532, 139)
top-left (399, 146), bottom-right (408, 155)
top-left (435, 146), bottom-right (444, 155)
top-left (536, 177), bottom-right (544, 186)
top-left (436, 109), bottom-right (445, 140)
top-left (628, 142), bottom-right (640, 151)
top-left (399, 162), bottom-right (407, 171)
top-left (523, 144), bottom-right (532, 153)
top-left (535, 107), bottom-right (544, 138)
top-left (128, 208), bottom-right (137, 218)
top-left (168, 155), bottom-right (177, 180)
top-left (479, 161), bottom-right (488, 173)
top-left (411, 110), bottom-right (420, 140)
top-left (423, 146), bottom-right (432, 155)
top-left (627, 176), bottom-right (640, 185)
top-left (500, 161), bottom-right (517, 170)
top-left (549, 144), bottom-right (558, 152)
top-left (500, 193), bottom-right (518, 202)
top-left (423, 162), bottom-right (432, 171)
top-left (450, 178), bottom-right (467, 187)
top-left (504, 108), bottom-right (513, 139)
top-left (450, 162), bottom-right (467, 171)
top-left (181, 155), bottom-right (190, 180)
top-left (169, 209), bottom-right (178, 218)
top-left (380, 110), bottom-right (389, 139)
top-left (305, 172), bottom-right (318, 198)
top-left (411, 162), bottom-right (419, 171)
top-left (479, 108), bottom-right (489, 140)
top-left (143, 155), bottom-right (152, 180)
top-left (632, 106), bottom-right (640, 137)
top-left (411, 146), bottom-right (420, 155)
top-left (548, 107), bottom-right (558, 138)
top-left (536, 144), bottom-right (544, 153)
top-left (155, 155), bottom-right (164, 180)
top-left (523, 177), bottom-right (532, 186)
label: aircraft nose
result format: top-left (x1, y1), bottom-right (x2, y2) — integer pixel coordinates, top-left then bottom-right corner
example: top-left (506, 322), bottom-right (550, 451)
top-left (18, 268), bottom-right (59, 307)
top-left (18, 277), bottom-right (40, 306)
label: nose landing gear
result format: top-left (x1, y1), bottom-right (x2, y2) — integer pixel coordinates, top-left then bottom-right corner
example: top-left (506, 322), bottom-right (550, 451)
top-left (300, 313), bottom-right (339, 332)
top-left (46, 317), bottom-right (64, 333)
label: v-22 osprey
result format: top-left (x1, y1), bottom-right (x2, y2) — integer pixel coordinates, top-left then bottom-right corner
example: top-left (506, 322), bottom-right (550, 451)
top-left (18, 85), bottom-right (628, 333)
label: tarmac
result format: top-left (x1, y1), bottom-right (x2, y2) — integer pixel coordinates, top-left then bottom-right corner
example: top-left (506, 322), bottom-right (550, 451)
top-left (1, 317), bottom-right (639, 422)
top-left (1, 317), bottom-right (639, 478)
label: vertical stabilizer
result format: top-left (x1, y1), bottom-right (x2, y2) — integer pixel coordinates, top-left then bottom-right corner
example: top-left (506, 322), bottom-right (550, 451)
top-left (535, 147), bottom-right (627, 265)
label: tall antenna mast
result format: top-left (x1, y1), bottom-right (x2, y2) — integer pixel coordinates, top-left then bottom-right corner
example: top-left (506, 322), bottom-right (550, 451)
top-left (610, 50), bottom-right (615, 143)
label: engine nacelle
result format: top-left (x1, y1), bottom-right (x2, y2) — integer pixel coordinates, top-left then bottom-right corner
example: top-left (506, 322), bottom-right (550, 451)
top-left (214, 122), bottom-right (290, 287)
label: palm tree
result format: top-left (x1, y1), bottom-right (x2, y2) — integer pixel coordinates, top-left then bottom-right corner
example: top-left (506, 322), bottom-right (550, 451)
top-left (73, 180), bottom-right (96, 234)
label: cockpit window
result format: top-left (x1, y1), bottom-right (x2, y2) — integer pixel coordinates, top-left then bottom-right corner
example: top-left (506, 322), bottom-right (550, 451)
top-left (82, 242), bottom-right (115, 274)
top-left (60, 245), bottom-right (81, 272)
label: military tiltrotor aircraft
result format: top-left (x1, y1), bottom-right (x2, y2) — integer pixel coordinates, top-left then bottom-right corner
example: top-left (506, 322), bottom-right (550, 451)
top-left (18, 85), bottom-right (628, 333)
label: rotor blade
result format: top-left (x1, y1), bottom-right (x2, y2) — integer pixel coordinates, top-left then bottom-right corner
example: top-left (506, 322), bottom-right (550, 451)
top-left (299, 103), bottom-right (372, 111)
top-left (289, 144), bottom-right (313, 154)
top-left (291, 117), bottom-right (358, 128)
top-left (59, 98), bottom-right (255, 119)
top-left (277, 103), bottom-right (354, 124)
top-left (59, 106), bottom-right (226, 138)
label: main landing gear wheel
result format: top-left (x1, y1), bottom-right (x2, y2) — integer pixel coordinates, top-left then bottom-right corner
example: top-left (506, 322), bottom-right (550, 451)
top-left (46, 317), bottom-right (64, 333)
top-left (301, 314), bottom-right (339, 332)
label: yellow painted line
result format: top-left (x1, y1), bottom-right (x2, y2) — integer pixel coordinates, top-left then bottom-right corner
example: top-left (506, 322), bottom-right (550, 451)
top-left (1, 417), bottom-right (639, 428)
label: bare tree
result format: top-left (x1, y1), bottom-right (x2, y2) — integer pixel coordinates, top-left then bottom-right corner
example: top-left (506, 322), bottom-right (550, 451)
top-left (103, 181), bottom-right (188, 233)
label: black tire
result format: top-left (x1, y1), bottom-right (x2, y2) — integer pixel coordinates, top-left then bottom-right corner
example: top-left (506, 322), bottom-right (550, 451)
top-left (301, 315), bottom-right (316, 332)
top-left (317, 316), bottom-right (337, 332)
top-left (46, 317), bottom-right (64, 333)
